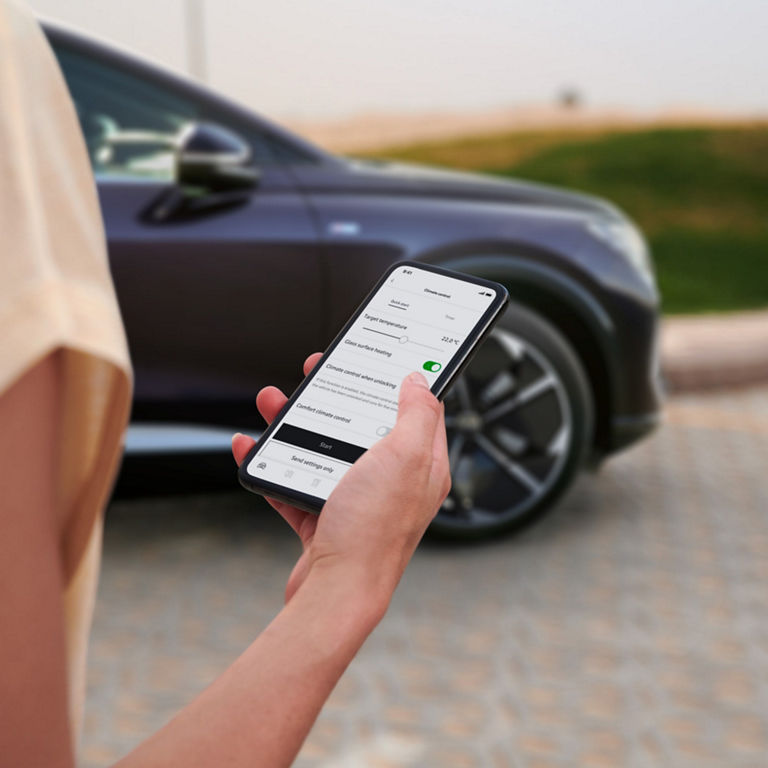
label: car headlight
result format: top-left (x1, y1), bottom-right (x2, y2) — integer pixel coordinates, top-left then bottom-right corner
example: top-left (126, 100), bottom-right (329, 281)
top-left (586, 218), bottom-right (656, 291)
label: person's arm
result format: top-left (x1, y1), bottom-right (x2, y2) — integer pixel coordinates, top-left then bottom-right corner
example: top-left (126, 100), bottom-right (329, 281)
top-left (0, 352), bottom-right (75, 768)
top-left (114, 561), bottom-right (381, 767)
top-left (0, 352), bottom-right (446, 768)
top-left (115, 370), bottom-right (449, 767)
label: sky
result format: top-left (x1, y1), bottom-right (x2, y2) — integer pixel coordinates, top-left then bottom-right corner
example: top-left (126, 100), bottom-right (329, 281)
top-left (31, 0), bottom-right (768, 121)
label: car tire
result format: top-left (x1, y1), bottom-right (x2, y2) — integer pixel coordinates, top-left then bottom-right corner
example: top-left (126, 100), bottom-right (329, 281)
top-left (429, 300), bottom-right (594, 539)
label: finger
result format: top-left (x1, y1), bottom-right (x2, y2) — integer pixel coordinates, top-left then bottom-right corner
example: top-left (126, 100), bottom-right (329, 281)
top-left (232, 432), bottom-right (256, 466)
top-left (303, 352), bottom-right (323, 377)
top-left (391, 372), bottom-right (442, 458)
top-left (431, 402), bottom-right (448, 466)
top-left (429, 403), bottom-right (451, 498)
top-left (265, 497), bottom-right (314, 537)
top-left (257, 354), bottom-right (321, 424)
top-left (256, 386), bottom-right (288, 424)
top-left (232, 435), bottom-right (305, 530)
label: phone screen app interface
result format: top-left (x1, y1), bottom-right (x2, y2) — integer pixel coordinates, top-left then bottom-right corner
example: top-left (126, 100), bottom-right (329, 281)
top-left (247, 266), bottom-right (496, 501)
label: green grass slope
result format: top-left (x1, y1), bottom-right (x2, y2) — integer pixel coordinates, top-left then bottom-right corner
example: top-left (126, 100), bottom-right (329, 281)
top-left (366, 126), bottom-right (768, 314)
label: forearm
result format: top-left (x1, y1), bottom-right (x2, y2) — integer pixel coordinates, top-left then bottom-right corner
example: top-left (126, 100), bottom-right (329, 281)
top-left (115, 564), bottom-right (386, 768)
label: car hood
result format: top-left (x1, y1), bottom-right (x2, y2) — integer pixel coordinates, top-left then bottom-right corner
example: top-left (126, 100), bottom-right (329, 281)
top-left (300, 157), bottom-right (620, 218)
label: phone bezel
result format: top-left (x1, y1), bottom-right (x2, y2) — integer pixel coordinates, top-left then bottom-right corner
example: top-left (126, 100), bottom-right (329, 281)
top-left (238, 260), bottom-right (509, 513)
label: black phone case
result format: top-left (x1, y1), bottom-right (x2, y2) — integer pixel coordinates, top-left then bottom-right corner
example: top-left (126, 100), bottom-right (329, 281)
top-left (238, 261), bottom-right (509, 513)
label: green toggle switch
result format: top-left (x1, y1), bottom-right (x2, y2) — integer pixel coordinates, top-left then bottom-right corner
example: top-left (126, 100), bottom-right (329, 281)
top-left (423, 361), bottom-right (442, 373)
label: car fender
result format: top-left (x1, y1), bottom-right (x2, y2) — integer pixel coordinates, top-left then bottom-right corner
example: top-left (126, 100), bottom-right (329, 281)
top-left (420, 249), bottom-right (622, 452)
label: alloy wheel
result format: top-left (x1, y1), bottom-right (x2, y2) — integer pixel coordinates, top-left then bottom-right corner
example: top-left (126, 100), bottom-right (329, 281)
top-left (437, 326), bottom-right (573, 533)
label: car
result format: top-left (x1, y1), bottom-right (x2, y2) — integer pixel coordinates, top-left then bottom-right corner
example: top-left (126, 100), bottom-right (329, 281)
top-left (44, 22), bottom-right (662, 538)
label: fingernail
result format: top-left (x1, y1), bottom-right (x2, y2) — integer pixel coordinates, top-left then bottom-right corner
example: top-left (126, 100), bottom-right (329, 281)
top-left (408, 372), bottom-right (429, 388)
top-left (233, 432), bottom-right (244, 441)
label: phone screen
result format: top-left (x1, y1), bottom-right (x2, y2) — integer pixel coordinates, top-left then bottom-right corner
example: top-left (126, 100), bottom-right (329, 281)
top-left (244, 264), bottom-right (503, 503)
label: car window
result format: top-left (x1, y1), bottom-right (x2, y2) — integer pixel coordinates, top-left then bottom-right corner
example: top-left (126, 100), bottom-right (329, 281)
top-left (52, 45), bottom-right (198, 182)
top-left (51, 41), bottom-right (317, 180)
top-left (265, 134), bottom-right (321, 165)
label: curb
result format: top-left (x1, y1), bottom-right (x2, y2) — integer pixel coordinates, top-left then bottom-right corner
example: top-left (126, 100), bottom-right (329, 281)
top-left (661, 309), bottom-right (768, 393)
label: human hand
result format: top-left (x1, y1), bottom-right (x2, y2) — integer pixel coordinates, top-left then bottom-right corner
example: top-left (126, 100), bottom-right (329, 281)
top-left (232, 354), bottom-right (450, 611)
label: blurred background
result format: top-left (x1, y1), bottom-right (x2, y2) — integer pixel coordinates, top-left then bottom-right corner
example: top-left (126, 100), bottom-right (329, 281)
top-left (30, 0), bottom-right (768, 765)
top-left (33, 0), bottom-right (768, 314)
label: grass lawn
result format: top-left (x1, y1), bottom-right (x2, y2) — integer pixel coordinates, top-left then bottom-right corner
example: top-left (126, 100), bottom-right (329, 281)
top-left (363, 125), bottom-right (768, 314)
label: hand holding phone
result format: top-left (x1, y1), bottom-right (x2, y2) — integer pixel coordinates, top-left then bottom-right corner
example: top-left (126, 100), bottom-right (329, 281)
top-left (239, 262), bottom-right (509, 513)
top-left (234, 366), bottom-right (451, 604)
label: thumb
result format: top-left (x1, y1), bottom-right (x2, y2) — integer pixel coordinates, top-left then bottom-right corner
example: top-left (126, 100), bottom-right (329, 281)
top-left (391, 372), bottom-right (442, 454)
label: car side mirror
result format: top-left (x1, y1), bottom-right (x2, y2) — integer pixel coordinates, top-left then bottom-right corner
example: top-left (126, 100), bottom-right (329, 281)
top-left (176, 122), bottom-right (259, 192)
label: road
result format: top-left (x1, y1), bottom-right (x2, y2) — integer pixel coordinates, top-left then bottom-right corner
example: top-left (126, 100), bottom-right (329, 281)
top-left (81, 387), bottom-right (768, 767)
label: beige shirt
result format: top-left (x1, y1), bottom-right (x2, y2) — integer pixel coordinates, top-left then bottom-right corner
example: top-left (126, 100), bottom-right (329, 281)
top-left (0, 0), bottom-right (132, 748)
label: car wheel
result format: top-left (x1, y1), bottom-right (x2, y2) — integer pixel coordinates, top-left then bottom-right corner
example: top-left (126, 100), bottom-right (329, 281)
top-left (430, 301), bottom-right (594, 538)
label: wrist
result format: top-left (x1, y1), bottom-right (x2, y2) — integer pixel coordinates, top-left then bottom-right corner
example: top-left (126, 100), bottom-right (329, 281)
top-left (300, 557), bottom-right (394, 636)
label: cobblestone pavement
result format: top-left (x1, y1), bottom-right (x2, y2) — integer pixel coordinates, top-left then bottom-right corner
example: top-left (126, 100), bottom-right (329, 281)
top-left (82, 387), bottom-right (768, 768)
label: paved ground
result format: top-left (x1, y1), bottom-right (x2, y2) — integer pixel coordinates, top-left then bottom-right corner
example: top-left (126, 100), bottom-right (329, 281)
top-left (81, 387), bottom-right (768, 768)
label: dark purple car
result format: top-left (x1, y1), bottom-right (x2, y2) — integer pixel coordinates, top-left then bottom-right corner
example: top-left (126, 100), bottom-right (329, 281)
top-left (45, 23), bottom-right (662, 538)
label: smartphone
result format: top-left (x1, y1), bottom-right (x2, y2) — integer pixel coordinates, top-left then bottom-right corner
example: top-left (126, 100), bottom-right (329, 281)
top-left (238, 261), bottom-right (509, 512)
